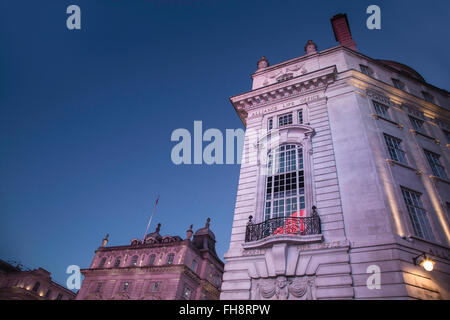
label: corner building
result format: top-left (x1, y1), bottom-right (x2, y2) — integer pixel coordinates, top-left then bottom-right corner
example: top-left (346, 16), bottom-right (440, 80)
top-left (221, 14), bottom-right (450, 300)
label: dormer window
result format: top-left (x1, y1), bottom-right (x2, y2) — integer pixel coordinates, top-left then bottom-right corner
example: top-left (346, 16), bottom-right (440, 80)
top-left (148, 254), bottom-right (156, 266)
top-left (392, 78), bottom-right (405, 90)
top-left (167, 253), bottom-right (175, 265)
top-left (422, 91), bottom-right (435, 103)
top-left (360, 64), bottom-right (374, 77)
top-left (276, 73), bottom-right (293, 83)
top-left (114, 257), bottom-right (121, 267)
top-left (131, 255), bottom-right (138, 266)
top-left (98, 257), bottom-right (106, 268)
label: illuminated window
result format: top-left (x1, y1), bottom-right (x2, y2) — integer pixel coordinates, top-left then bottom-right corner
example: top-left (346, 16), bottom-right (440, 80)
top-left (372, 101), bottom-right (389, 119)
top-left (409, 116), bottom-right (424, 133)
top-left (98, 257), bottom-right (106, 268)
top-left (384, 134), bottom-right (407, 164)
top-left (278, 113), bottom-right (293, 127)
top-left (264, 145), bottom-right (304, 221)
top-left (167, 253), bottom-right (175, 265)
top-left (424, 150), bottom-right (447, 179)
top-left (401, 187), bottom-right (434, 241)
top-left (148, 254), bottom-right (156, 266)
top-left (32, 282), bottom-right (40, 292)
top-left (131, 255), bottom-right (138, 266)
top-left (114, 257), bottom-right (121, 267)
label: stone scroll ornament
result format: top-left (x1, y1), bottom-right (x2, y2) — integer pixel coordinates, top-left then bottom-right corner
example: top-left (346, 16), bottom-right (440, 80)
top-left (252, 276), bottom-right (315, 300)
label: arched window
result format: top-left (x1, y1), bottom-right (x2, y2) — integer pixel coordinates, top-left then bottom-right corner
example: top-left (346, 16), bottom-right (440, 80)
top-left (148, 254), bottom-right (156, 266)
top-left (131, 255), bottom-right (138, 266)
top-left (264, 144), bottom-right (305, 220)
top-left (98, 257), bottom-right (106, 268)
top-left (32, 281), bottom-right (40, 292)
top-left (166, 253), bottom-right (175, 265)
top-left (114, 257), bottom-right (121, 267)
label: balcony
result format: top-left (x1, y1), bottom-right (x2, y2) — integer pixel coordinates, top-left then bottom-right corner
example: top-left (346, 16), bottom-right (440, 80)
top-left (245, 210), bottom-right (322, 245)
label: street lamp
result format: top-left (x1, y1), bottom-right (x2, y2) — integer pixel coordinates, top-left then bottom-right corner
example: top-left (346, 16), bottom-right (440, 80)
top-left (413, 253), bottom-right (435, 272)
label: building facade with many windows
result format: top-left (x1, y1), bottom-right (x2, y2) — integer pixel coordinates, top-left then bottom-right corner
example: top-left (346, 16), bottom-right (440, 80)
top-left (221, 14), bottom-right (450, 300)
top-left (76, 220), bottom-right (224, 300)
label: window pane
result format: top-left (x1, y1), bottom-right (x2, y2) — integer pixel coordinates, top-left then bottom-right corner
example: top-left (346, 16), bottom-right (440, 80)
top-left (401, 188), bottom-right (435, 241)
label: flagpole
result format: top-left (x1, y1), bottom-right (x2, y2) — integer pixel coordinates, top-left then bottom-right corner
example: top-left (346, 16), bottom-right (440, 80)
top-left (142, 195), bottom-right (160, 242)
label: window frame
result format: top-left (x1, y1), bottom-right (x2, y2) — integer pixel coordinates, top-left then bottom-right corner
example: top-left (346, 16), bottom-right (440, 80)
top-left (278, 113), bottom-right (293, 128)
top-left (424, 149), bottom-right (448, 179)
top-left (384, 133), bottom-right (407, 164)
top-left (401, 187), bottom-right (435, 241)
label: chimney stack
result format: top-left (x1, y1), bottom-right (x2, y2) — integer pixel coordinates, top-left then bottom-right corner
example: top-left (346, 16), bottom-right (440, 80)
top-left (331, 13), bottom-right (357, 52)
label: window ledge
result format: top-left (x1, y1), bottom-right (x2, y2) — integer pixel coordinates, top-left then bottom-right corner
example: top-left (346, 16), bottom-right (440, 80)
top-left (242, 234), bottom-right (323, 250)
top-left (409, 129), bottom-right (439, 143)
top-left (371, 114), bottom-right (403, 129)
top-left (429, 175), bottom-right (450, 185)
top-left (385, 159), bottom-right (420, 173)
top-left (404, 235), bottom-right (449, 251)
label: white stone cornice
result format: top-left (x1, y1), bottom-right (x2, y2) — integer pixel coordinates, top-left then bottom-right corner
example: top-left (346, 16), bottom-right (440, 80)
top-left (231, 66), bottom-right (337, 117)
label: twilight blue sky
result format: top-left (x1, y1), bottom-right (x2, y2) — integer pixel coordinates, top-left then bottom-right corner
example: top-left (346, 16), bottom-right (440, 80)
top-left (0, 0), bottom-right (449, 288)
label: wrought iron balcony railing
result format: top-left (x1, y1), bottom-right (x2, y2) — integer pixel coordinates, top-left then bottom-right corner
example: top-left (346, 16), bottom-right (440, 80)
top-left (245, 211), bottom-right (321, 243)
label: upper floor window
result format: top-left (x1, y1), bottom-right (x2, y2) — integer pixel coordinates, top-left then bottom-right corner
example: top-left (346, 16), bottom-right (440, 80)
top-left (166, 253), bottom-right (175, 265)
top-left (268, 118), bottom-right (273, 131)
top-left (114, 257), bottom-right (121, 267)
top-left (45, 289), bottom-right (52, 298)
top-left (214, 275), bottom-right (220, 286)
top-left (32, 282), bottom-right (40, 292)
top-left (409, 116), bottom-right (424, 133)
top-left (372, 101), bottom-right (389, 119)
top-left (131, 255), bottom-right (139, 266)
top-left (183, 286), bottom-right (192, 300)
top-left (392, 78), bottom-right (405, 90)
top-left (122, 282), bottom-right (129, 292)
top-left (278, 113), bottom-right (293, 127)
top-left (443, 130), bottom-right (450, 144)
top-left (384, 134), bottom-right (407, 164)
top-left (56, 293), bottom-right (63, 300)
top-left (148, 254), bottom-right (156, 266)
top-left (360, 64), bottom-right (373, 77)
top-left (422, 91), bottom-right (435, 103)
top-left (276, 73), bottom-right (293, 83)
top-left (424, 150), bottom-right (447, 179)
top-left (95, 282), bottom-right (102, 293)
top-left (297, 110), bottom-right (303, 124)
top-left (152, 282), bottom-right (160, 292)
top-left (191, 260), bottom-right (198, 272)
top-left (264, 145), bottom-right (304, 221)
top-left (401, 187), bottom-right (435, 241)
top-left (98, 257), bottom-right (106, 268)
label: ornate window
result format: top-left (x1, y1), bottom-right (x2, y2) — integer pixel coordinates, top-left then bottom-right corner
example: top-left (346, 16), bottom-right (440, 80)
top-left (45, 289), bottom-right (52, 298)
top-left (98, 257), bottom-right (106, 268)
top-left (121, 282), bottom-right (130, 292)
top-left (264, 144), bottom-right (304, 221)
top-left (131, 255), bottom-right (138, 266)
top-left (32, 282), bottom-right (40, 292)
top-left (114, 257), bottom-right (121, 267)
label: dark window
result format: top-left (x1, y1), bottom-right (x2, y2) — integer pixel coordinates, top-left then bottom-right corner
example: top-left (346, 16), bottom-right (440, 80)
top-left (148, 254), bottom-right (156, 266)
top-left (360, 64), bottom-right (373, 77)
top-left (95, 283), bottom-right (102, 293)
top-left (183, 286), bottom-right (191, 300)
top-left (409, 116), bottom-right (424, 133)
top-left (401, 187), bottom-right (434, 241)
top-left (422, 91), bottom-right (434, 103)
top-left (152, 282), bottom-right (160, 292)
top-left (98, 257), bottom-right (106, 268)
top-left (268, 118), bottom-right (273, 131)
top-left (392, 78), bottom-right (405, 90)
top-left (424, 150), bottom-right (447, 179)
top-left (167, 253), bottom-right (175, 265)
top-left (384, 134), bottom-right (407, 164)
top-left (278, 113), bottom-right (293, 127)
top-left (131, 255), bottom-right (138, 266)
top-left (114, 257), bottom-right (121, 267)
top-left (32, 282), bottom-right (40, 292)
top-left (45, 289), bottom-right (52, 298)
top-left (214, 275), bottom-right (220, 286)
top-left (298, 110), bottom-right (303, 124)
top-left (56, 293), bottom-right (63, 300)
top-left (443, 130), bottom-right (450, 144)
top-left (191, 260), bottom-right (198, 272)
top-left (372, 101), bottom-right (389, 119)
top-left (276, 73), bottom-right (293, 83)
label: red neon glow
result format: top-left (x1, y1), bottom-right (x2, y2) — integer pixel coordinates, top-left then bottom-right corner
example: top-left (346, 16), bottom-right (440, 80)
top-left (273, 209), bottom-right (305, 235)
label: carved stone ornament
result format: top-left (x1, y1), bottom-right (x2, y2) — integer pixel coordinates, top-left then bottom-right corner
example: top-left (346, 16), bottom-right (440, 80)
top-left (257, 56), bottom-right (269, 70)
top-left (304, 40), bottom-right (317, 55)
top-left (251, 276), bottom-right (316, 300)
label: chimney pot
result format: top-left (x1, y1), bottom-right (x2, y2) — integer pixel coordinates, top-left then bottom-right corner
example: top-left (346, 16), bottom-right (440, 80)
top-left (331, 13), bottom-right (357, 51)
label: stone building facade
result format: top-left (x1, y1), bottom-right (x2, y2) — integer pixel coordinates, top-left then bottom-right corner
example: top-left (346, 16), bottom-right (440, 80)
top-left (0, 259), bottom-right (76, 300)
top-left (76, 220), bottom-right (224, 300)
top-left (221, 14), bottom-right (450, 300)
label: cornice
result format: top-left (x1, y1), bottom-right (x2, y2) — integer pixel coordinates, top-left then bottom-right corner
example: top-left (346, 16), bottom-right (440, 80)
top-left (231, 66), bottom-right (337, 125)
